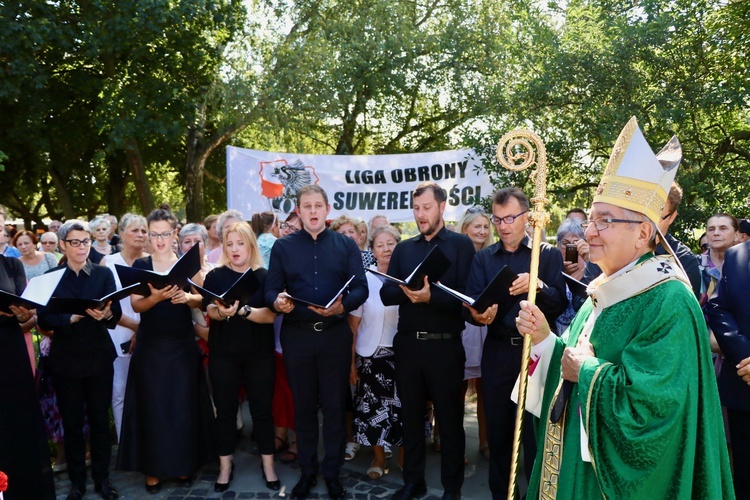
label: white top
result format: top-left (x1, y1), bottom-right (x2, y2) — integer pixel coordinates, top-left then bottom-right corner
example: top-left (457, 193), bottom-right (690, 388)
top-left (105, 252), bottom-right (140, 357)
top-left (350, 268), bottom-right (399, 357)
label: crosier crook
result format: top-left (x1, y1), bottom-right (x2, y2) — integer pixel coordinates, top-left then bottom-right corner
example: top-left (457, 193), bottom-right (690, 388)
top-left (496, 129), bottom-right (550, 500)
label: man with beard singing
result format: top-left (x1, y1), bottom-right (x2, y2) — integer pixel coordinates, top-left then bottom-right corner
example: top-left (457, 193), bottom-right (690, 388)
top-left (381, 182), bottom-right (476, 500)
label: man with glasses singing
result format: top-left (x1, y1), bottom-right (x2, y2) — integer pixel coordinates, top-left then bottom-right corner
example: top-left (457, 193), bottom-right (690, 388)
top-left (515, 117), bottom-right (733, 499)
top-left (38, 220), bottom-right (122, 500)
top-left (463, 187), bottom-right (566, 499)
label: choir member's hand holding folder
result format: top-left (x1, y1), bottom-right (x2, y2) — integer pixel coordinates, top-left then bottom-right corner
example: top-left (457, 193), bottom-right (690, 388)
top-left (367, 246), bottom-right (451, 290)
top-left (0, 267), bottom-right (66, 313)
top-left (189, 268), bottom-right (261, 308)
top-left (115, 244), bottom-right (202, 296)
top-left (282, 275), bottom-right (356, 310)
top-left (44, 283), bottom-right (142, 316)
top-left (434, 265), bottom-right (520, 317)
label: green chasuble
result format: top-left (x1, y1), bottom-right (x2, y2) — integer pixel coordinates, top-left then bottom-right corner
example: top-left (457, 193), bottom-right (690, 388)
top-left (527, 254), bottom-right (734, 499)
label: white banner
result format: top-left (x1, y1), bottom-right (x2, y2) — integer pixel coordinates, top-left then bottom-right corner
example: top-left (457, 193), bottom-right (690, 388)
top-left (226, 146), bottom-right (492, 223)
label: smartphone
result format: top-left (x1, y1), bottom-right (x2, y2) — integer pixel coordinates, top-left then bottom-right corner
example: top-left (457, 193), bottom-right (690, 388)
top-left (120, 340), bottom-right (132, 355)
top-left (565, 244), bottom-right (578, 263)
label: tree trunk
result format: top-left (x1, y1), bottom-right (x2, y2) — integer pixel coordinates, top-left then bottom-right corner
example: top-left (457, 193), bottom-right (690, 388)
top-left (125, 138), bottom-right (154, 214)
top-left (185, 125), bottom-right (206, 222)
top-left (106, 151), bottom-right (129, 217)
top-left (48, 167), bottom-right (77, 219)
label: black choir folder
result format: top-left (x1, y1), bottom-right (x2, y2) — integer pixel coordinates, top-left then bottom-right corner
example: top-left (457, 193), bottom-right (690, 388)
top-left (0, 268), bottom-right (66, 313)
top-left (562, 272), bottom-right (588, 299)
top-left (45, 283), bottom-right (142, 316)
top-left (115, 243), bottom-right (202, 296)
top-left (434, 265), bottom-right (519, 315)
top-left (284, 275), bottom-right (356, 309)
top-left (367, 246), bottom-right (451, 290)
top-left (189, 269), bottom-right (261, 308)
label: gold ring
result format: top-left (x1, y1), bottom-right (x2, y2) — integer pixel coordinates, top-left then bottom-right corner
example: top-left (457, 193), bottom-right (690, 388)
top-left (515, 317), bottom-right (520, 324)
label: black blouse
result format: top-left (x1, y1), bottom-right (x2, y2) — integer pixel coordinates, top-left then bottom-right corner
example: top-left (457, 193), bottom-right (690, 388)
top-left (203, 266), bottom-right (274, 354)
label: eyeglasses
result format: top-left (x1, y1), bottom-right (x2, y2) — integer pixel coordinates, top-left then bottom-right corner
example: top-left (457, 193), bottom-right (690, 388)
top-left (64, 238), bottom-right (92, 247)
top-left (466, 206), bottom-right (486, 214)
top-left (41, 240), bottom-right (57, 245)
top-left (280, 222), bottom-right (299, 232)
top-left (148, 231), bottom-right (175, 240)
top-left (581, 217), bottom-right (645, 232)
top-left (661, 211), bottom-right (675, 221)
top-left (490, 210), bottom-right (528, 225)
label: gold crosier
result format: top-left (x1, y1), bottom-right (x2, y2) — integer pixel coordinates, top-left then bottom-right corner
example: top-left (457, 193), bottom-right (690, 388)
top-left (496, 129), bottom-right (550, 499)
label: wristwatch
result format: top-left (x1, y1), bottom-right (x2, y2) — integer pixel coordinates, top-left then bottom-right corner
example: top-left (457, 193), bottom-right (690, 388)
top-left (238, 305), bottom-right (252, 318)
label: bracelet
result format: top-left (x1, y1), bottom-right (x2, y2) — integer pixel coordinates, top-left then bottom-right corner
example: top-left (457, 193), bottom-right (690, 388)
top-left (217, 309), bottom-right (227, 320)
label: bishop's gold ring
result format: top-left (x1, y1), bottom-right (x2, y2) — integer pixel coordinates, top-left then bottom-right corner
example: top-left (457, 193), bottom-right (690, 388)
top-left (515, 317), bottom-right (520, 324)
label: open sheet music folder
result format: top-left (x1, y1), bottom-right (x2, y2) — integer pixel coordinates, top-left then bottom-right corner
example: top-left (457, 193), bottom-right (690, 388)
top-left (0, 267), bottom-right (66, 313)
top-left (366, 246), bottom-right (451, 290)
top-left (284, 275), bottom-right (356, 309)
top-left (45, 283), bottom-right (141, 316)
top-left (562, 272), bottom-right (588, 299)
top-left (434, 265), bottom-right (519, 315)
top-left (115, 244), bottom-right (202, 296)
top-left (189, 268), bottom-right (261, 308)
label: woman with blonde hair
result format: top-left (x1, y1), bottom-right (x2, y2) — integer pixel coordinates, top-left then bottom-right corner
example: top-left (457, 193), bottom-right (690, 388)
top-left (457, 207), bottom-right (492, 458)
top-left (203, 222), bottom-right (280, 492)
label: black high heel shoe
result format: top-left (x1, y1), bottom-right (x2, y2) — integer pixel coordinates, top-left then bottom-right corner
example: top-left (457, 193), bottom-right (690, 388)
top-left (214, 463), bottom-right (234, 492)
top-left (261, 461), bottom-right (281, 491)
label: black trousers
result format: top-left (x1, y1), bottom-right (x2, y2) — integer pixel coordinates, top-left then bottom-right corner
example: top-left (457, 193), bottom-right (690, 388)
top-left (481, 335), bottom-right (536, 499)
top-left (209, 347), bottom-right (276, 456)
top-left (281, 322), bottom-right (352, 479)
top-left (728, 408), bottom-right (750, 499)
top-left (393, 332), bottom-right (465, 493)
top-left (53, 366), bottom-right (114, 488)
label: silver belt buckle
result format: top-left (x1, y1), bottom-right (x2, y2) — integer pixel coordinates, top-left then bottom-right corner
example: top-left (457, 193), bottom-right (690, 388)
top-left (313, 322), bottom-right (325, 332)
top-left (510, 337), bottom-right (523, 346)
top-left (416, 331), bottom-right (428, 340)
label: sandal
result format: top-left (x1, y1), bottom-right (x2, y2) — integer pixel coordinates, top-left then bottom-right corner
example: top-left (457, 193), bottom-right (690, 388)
top-left (344, 442), bottom-right (360, 461)
top-left (275, 435), bottom-right (289, 453)
top-left (367, 462), bottom-right (389, 480)
top-left (384, 445), bottom-right (393, 459)
top-left (280, 442), bottom-right (298, 465)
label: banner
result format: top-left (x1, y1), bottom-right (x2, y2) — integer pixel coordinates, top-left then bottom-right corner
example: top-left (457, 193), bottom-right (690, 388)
top-left (226, 146), bottom-right (492, 222)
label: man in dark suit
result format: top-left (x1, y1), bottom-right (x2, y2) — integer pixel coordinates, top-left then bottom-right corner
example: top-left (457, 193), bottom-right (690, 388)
top-left (708, 239), bottom-right (750, 499)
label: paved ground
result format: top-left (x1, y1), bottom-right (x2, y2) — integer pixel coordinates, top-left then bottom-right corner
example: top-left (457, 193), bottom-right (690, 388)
top-left (54, 400), bottom-right (504, 499)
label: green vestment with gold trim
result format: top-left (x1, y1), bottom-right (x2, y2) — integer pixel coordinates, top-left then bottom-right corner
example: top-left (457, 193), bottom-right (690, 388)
top-left (527, 254), bottom-right (734, 499)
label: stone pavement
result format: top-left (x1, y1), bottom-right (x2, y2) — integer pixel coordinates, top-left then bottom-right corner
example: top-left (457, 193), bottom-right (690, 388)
top-left (54, 401), bottom-right (503, 499)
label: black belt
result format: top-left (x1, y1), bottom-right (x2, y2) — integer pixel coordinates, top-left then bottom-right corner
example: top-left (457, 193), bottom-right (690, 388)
top-left (408, 331), bottom-right (461, 341)
top-left (287, 319), bottom-right (344, 332)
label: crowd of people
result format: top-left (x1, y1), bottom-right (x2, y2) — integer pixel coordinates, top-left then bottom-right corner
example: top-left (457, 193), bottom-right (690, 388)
top-left (1, 119), bottom-right (749, 500)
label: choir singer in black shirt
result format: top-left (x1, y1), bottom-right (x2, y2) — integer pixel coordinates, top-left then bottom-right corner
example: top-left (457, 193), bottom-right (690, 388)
top-left (265, 185), bottom-right (368, 500)
top-left (463, 187), bottom-right (567, 499)
top-left (380, 182), bottom-right (476, 500)
top-left (38, 220), bottom-right (122, 500)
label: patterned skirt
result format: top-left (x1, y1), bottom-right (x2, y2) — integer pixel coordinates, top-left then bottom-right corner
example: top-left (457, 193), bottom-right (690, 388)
top-left (353, 346), bottom-right (402, 448)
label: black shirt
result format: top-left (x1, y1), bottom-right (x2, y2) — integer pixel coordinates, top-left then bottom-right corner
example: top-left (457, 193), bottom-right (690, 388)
top-left (0, 255), bottom-right (26, 328)
top-left (38, 262), bottom-right (122, 377)
top-left (464, 235), bottom-right (567, 335)
top-left (204, 265), bottom-right (274, 353)
top-left (380, 226), bottom-right (475, 334)
top-left (264, 228), bottom-right (368, 321)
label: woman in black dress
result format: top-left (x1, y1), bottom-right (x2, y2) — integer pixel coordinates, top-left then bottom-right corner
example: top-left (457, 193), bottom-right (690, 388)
top-left (117, 205), bottom-right (213, 493)
top-left (0, 252), bottom-right (55, 499)
top-left (204, 222), bottom-right (279, 492)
